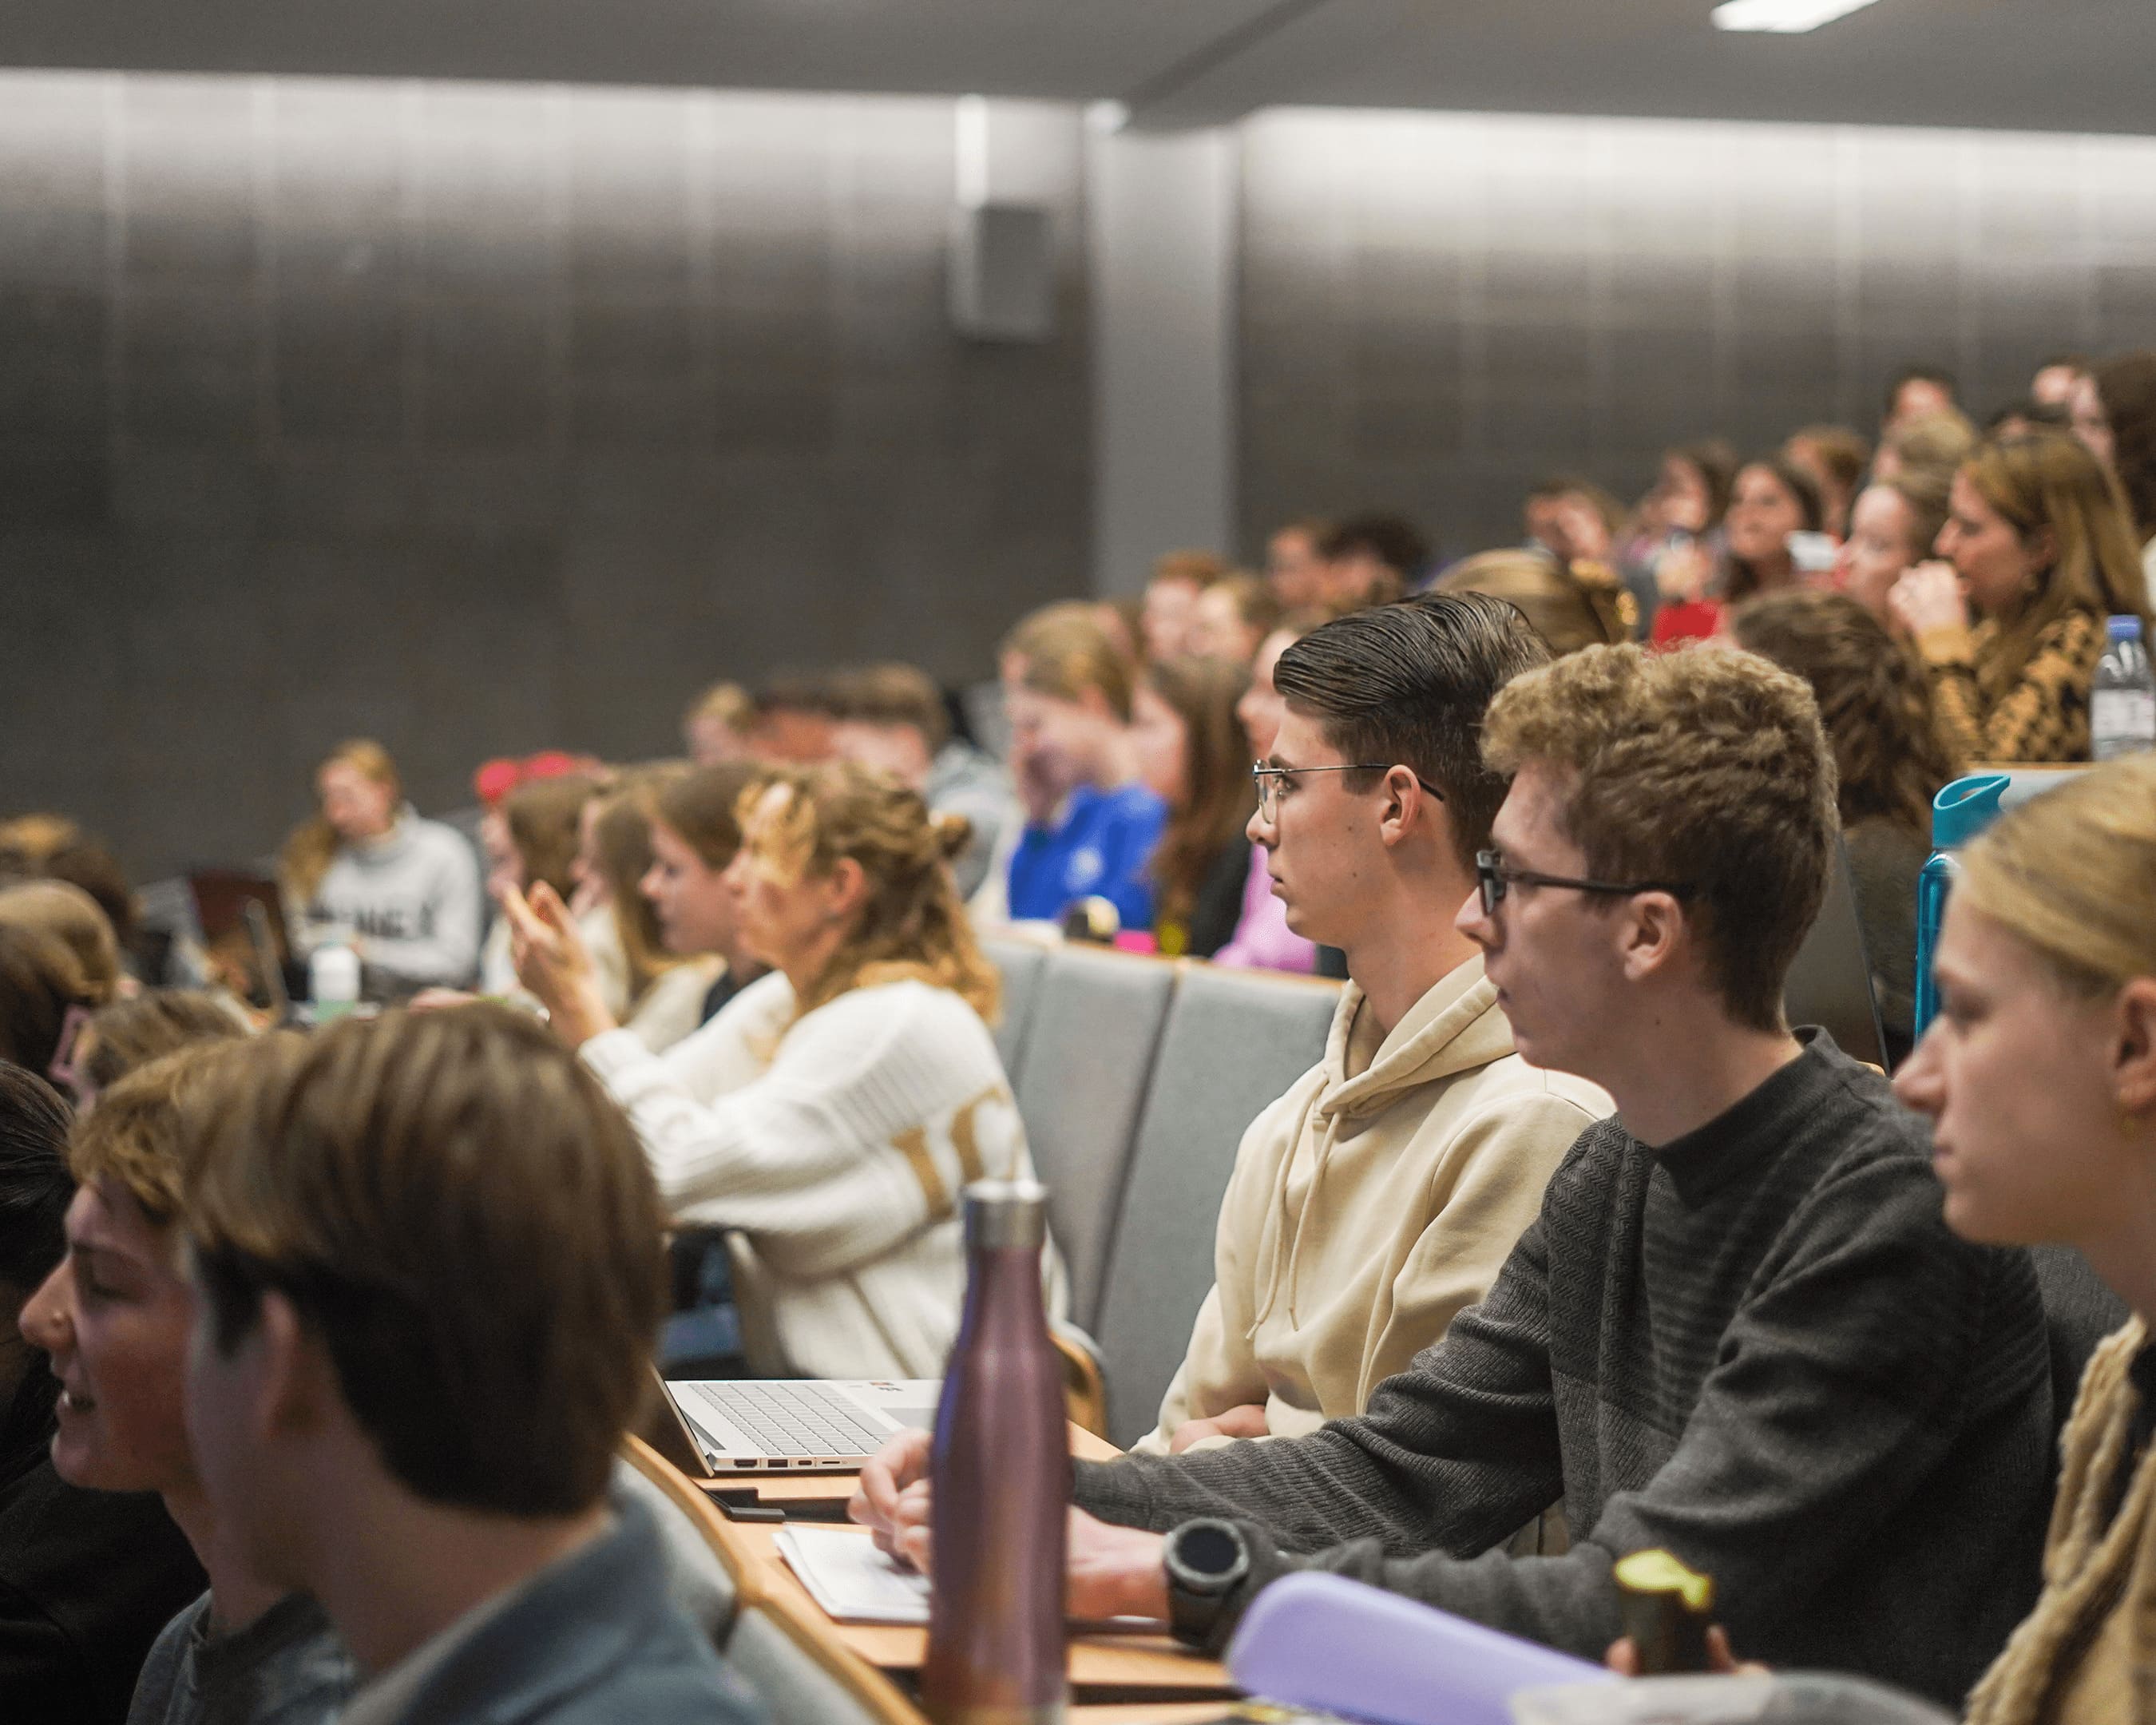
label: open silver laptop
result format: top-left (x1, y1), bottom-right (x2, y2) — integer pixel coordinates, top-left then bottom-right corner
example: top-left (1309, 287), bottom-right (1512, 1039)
top-left (657, 1377), bottom-right (940, 1473)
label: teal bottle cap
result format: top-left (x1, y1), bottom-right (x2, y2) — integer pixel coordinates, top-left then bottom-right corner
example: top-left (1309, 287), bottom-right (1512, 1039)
top-left (1932, 773), bottom-right (2011, 850)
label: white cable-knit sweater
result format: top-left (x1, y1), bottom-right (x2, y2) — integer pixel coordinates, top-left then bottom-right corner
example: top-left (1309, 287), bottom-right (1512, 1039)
top-left (581, 971), bottom-right (1065, 1380)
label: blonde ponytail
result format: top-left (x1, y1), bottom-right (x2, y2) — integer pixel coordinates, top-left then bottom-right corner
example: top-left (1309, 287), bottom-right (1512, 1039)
top-left (740, 763), bottom-right (1000, 1025)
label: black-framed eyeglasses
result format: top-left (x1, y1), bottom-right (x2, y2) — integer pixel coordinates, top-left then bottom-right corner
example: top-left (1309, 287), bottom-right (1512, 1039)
top-left (1473, 849), bottom-right (1696, 918)
top-left (1252, 762), bottom-right (1445, 822)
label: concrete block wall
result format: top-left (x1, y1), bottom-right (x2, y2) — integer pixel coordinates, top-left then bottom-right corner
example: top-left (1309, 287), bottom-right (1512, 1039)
top-left (1237, 110), bottom-right (2156, 562)
top-left (0, 74), bottom-right (1089, 878)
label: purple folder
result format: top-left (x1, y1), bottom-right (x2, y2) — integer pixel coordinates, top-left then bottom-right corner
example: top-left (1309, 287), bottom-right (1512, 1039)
top-left (1225, 1572), bottom-right (1617, 1725)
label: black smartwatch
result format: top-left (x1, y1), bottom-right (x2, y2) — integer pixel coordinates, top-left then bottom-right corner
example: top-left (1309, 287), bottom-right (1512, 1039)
top-left (1162, 1517), bottom-right (1252, 1649)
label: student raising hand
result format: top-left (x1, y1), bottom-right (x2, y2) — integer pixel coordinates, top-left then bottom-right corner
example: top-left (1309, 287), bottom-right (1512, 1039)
top-left (503, 879), bottom-right (619, 1049)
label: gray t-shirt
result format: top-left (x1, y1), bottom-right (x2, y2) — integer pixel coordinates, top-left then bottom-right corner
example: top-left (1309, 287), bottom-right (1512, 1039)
top-left (126, 1591), bottom-right (354, 1725)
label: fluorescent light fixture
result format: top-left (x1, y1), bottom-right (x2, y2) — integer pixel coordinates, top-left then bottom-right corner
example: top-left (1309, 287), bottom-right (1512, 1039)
top-left (955, 93), bottom-right (989, 208)
top-left (1712, 0), bottom-right (1884, 32)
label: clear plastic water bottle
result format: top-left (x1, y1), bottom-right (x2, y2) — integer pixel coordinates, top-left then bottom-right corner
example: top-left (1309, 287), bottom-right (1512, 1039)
top-left (2093, 614), bottom-right (2156, 761)
top-left (308, 938), bottom-right (361, 1023)
top-left (1912, 775), bottom-right (2009, 1039)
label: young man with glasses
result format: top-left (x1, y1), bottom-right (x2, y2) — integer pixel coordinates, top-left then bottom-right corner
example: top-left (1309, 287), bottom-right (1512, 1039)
top-left (855, 644), bottom-right (2053, 1707)
top-left (1111, 593), bottom-right (1608, 1457)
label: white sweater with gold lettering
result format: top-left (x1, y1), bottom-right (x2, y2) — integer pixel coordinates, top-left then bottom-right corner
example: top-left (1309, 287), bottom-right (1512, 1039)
top-left (581, 970), bottom-right (1064, 1381)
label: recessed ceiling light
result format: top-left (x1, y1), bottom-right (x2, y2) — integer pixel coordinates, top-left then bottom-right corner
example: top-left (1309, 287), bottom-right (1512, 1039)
top-left (1712, 0), bottom-right (1885, 32)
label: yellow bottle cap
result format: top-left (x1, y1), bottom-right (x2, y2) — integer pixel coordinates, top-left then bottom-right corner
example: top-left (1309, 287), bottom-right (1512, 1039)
top-left (1614, 1549), bottom-right (1714, 1613)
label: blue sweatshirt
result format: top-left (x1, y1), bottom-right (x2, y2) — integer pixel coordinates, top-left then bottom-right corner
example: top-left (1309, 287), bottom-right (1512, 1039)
top-left (1005, 783), bottom-right (1167, 932)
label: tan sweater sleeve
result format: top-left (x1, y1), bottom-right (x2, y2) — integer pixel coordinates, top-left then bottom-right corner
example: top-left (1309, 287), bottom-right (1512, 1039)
top-left (1920, 610), bottom-right (2102, 765)
top-left (1134, 1089), bottom-right (1306, 1455)
top-left (1358, 1085), bottom-right (1598, 1404)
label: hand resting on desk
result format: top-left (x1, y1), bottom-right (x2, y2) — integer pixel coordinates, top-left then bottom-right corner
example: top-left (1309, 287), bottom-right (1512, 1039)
top-left (1169, 1403), bottom-right (1270, 1453)
top-left (850, 1429), bottom-right (1174, 1623)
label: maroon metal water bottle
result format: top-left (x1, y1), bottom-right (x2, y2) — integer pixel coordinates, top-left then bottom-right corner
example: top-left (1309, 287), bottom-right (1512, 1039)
top-left (921, 1179), bottom-right (1069, 1725)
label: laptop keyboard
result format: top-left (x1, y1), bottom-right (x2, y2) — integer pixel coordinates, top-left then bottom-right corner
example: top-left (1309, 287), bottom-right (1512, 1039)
top-left (692, 1381), bottom-right (895, 1458)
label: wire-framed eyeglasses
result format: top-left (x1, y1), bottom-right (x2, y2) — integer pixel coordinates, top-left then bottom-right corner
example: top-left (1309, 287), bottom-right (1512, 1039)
top-left (1472, 849), bottom-right (1696, 918)
top-left (1251, 762), bottom-right (1445, 822)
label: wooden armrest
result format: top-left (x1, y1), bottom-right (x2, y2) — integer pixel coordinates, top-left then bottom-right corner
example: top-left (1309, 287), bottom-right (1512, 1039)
top-left (1052, 1328), bottom-right (1108, 1438)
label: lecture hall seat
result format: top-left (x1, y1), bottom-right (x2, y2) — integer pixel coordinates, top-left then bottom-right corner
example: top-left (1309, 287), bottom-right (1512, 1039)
top-left (981, 934), bottom-right (1052, 1077)
top-left (1006, 944), bottom-right (1180, 1333)
top-left (1092, 962), bottom-right (1342, 1449)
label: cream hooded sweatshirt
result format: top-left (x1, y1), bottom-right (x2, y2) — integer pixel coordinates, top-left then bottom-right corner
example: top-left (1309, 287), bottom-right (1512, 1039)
top-left (1136, 955), bottom-right (1608, 1454)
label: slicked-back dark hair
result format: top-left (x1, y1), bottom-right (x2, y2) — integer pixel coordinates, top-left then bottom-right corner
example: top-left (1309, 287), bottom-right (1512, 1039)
top-left (1271, 593), bottom-right (1551, 872)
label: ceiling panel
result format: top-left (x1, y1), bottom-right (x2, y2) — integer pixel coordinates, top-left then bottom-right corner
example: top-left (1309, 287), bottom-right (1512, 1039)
top-left (1136, 0), bottom-right (2156, 134)
top-left (0, 0), bottom-right (2148, 137)
top-left (0, 0), bottom-right (1284, 100)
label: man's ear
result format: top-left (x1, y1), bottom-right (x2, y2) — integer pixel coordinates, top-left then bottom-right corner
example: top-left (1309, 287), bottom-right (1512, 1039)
top-left (1375, 768), bottom-right (1439, 851)
top-left (252, 1290), bottom-right (333, 1445)
top-left (2113, 978), bottom-right (2156, 1119)
top-left (1616, 890), bottom-right (1686, 985)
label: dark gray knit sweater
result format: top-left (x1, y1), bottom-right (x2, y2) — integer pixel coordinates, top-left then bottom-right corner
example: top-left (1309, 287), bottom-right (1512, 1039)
top-left (1076, 1034), bottom-right (2053, 1706)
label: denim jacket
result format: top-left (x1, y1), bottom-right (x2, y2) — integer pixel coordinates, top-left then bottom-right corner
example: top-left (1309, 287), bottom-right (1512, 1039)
top-left (340, 1497), bottom-right (764, 1725)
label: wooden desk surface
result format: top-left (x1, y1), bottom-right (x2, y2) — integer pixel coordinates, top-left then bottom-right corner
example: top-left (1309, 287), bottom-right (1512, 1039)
top-left (701, 1423), bottom-right (1231, 1701)
top-left (729, 1519), bottom-right (1231, 1698)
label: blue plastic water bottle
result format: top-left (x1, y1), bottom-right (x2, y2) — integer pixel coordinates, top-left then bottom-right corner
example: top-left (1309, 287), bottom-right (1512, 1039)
top-left (1912, 773), bottom-right (2011, 1037)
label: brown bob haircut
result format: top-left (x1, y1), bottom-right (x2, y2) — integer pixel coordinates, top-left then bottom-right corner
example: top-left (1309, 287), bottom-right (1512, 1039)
top-left (0, 880), bottom-right (122, 1008)
top-left (77, 990), bottom-right (247, 1101)
top-left (1142, 654), bottom-right (1254, 934)
top-left (1730, 589), bottom-right (1957, 838)
top-left (654, 760), bottom-right (761, 870)
top-left (1482, 643), bottom-right (1837, 1033)
top-left (1001, 603), bottom-right (1138, 724)
top-left (834, 663), bottom-right (953, 753)
top-left (0, 925), bottom-right (94, 1076)
top-left (184, 1006), bottom-right (668, 1518)
top-left (0, 817), bottom-right (138, 951)
top-left (70, 1040), bottom-right (268, 1229)
top-left (501, 771), bottom-right (605, 902)
top-left (1271, 593), bottom-right (1552, 874)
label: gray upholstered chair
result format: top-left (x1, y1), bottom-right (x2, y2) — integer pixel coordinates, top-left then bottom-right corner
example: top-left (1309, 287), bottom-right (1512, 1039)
top-left (724, 1603), bottom-right (920, 1725)
top-left (1008, 945), bottom-right (1180, 1332)
top-left (1091, 963), bottom-right (1342, 1449)
top-left (619, 1437), bottom-right (919, 1724)
top-left (981, 934), bottom-right (1053, 1077)
top-left (611, 1451), bottom-right (737, 1644)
